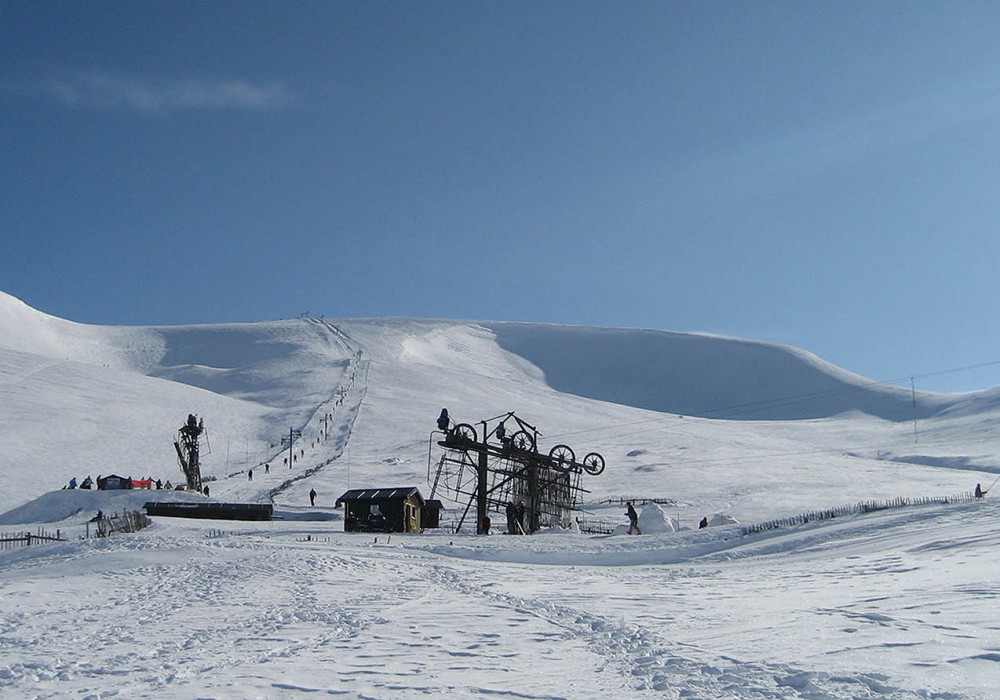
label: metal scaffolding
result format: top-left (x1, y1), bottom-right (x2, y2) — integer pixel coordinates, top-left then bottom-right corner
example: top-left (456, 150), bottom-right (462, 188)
top-left (428, 411), bottom-right (606, 534)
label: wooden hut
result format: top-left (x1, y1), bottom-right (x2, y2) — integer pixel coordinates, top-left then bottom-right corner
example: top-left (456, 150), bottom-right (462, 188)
top-left (336, 487), bottom-right (426, 533)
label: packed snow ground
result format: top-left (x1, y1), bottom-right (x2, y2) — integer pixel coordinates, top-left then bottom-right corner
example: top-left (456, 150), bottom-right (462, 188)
top-left (1, 290), bottom-right (999, 698)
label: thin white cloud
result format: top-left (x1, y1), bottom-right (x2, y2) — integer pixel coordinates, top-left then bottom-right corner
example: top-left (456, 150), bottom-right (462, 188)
top-left (729, 68), bottom-right (1000, 184)
top-left (44, 70), bottom-right (294, 113)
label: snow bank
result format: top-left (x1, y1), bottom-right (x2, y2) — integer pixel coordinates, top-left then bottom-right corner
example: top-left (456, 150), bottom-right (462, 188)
top-left (638, 502), bottom-right (677, 533)
top-left (0, 488), bottom-right (204, 526)
top-left (708, 513), bottom-right (740, 527)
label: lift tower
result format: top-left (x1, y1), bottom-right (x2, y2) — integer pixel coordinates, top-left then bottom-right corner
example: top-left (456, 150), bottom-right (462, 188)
top-left (174, 414), bottom-right (206, 492)
top-left (430, 411), bottom-right (606, 535)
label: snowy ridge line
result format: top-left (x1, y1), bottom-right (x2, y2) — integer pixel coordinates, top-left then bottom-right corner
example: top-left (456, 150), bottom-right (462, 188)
top-left (427, 561), bottom-right (927, 699)
top-left (740, 493), bottom-right (979, 536)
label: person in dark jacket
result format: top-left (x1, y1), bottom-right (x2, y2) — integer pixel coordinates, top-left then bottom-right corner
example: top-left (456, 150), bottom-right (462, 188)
top-left (626, 502), bottom-right (642, 535)
top-left (309, 488), bottom-right (317, 506)
top-left (505, 502), bottom-right (517, 534)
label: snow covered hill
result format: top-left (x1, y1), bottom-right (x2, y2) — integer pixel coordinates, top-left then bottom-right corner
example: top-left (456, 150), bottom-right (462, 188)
top-left (3, 290), bottom-right (1000, 698)
top-left (2, 289), bottom-right (999, 519)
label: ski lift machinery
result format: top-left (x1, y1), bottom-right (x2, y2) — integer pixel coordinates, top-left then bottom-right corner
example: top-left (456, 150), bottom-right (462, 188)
top-left (428, 411), bottom-right (606, 534)
top-left (173, 414), bottom-right (208, 492)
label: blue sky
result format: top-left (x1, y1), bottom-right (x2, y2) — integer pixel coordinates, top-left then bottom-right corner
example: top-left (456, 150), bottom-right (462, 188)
top-left (3, 1), bottom-right (1000, 392)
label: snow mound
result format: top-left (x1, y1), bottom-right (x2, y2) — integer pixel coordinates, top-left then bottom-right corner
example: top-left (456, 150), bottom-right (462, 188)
top-left (0, 488), bottom-right (205, 526)
top-left (708, 513), bottom-right (740, 527)
top-left (638, 502), bottom-right (677, 534)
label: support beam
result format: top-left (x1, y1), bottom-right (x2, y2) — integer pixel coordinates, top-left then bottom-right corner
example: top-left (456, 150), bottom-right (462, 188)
top-left (477, 448), bottom-right (489, 534)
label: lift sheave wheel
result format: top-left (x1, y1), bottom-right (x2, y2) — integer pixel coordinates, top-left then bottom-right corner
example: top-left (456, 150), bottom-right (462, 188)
top-left (451, 423), bottom-right (477, 444)
top-left (509, 430), bottom-right (536, 453)
top-left (582, 452), bottom-right (606, 475)
top-left (548, 444), bottom-right (575, 472)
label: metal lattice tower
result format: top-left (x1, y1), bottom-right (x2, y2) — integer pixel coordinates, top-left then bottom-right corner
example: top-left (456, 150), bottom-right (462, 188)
top-left (428, 412), bottom-right (606, 535)
top-left (173, 414), bottom-right (205, 492)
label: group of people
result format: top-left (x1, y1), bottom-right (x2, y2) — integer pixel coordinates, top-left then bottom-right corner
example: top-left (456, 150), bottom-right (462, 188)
top-left (66, 475), bottom-right (171, 491)
top-left (66, 475), bottom-right (93, 490)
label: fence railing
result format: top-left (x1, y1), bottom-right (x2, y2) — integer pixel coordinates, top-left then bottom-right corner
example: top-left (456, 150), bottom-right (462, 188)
top-left (0, 527), bottom-right (64, 550)
top-left (575, 518), bottom-right (618, 534)
top-left (740, 492), bottom-right (980, 537)
top-left (595, 496), bottom-right (677, 507)
top-left (86, 510), bottom-right (152, 538)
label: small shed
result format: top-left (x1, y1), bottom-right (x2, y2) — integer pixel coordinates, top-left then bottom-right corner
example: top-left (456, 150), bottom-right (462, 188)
top-left (423, 499), bottom-right (444, 529)
top-left (336, 487), bottom-right (425, 533)
top-left (97, 474), bottom-right (130, 490)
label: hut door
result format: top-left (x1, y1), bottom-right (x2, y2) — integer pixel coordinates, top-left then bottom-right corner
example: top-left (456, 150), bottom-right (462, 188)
top-left (405, 502), bottom-right (418, 532)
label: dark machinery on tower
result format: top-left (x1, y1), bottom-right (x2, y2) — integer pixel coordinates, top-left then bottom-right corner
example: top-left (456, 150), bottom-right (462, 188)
top-left (174, 414), bottom-right (206, 492)
top-left (429, 410), bottom-right (606, 534)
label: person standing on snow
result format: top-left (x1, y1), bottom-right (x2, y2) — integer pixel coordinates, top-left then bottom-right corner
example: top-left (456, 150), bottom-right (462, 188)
top-left (626, 501), bottom-right (642, 535)
top-left (309, 488), bottom-right (317, 506)
top-left (505, 501), bottom-right (517, 533)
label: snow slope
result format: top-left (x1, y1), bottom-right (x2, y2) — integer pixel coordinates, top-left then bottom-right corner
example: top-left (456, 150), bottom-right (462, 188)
top-left (488, 322), bottom-right (962, 421)
top-left (2, 290), bottom-right (1000, 698)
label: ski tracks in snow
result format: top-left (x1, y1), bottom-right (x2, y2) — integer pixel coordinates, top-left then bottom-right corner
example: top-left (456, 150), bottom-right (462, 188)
top-left (0, 538), bottom-right (372, 698)
top-left (0, 533), bottom-right (971, 699)
top-left (427, 559), bottom-right (952, 700)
